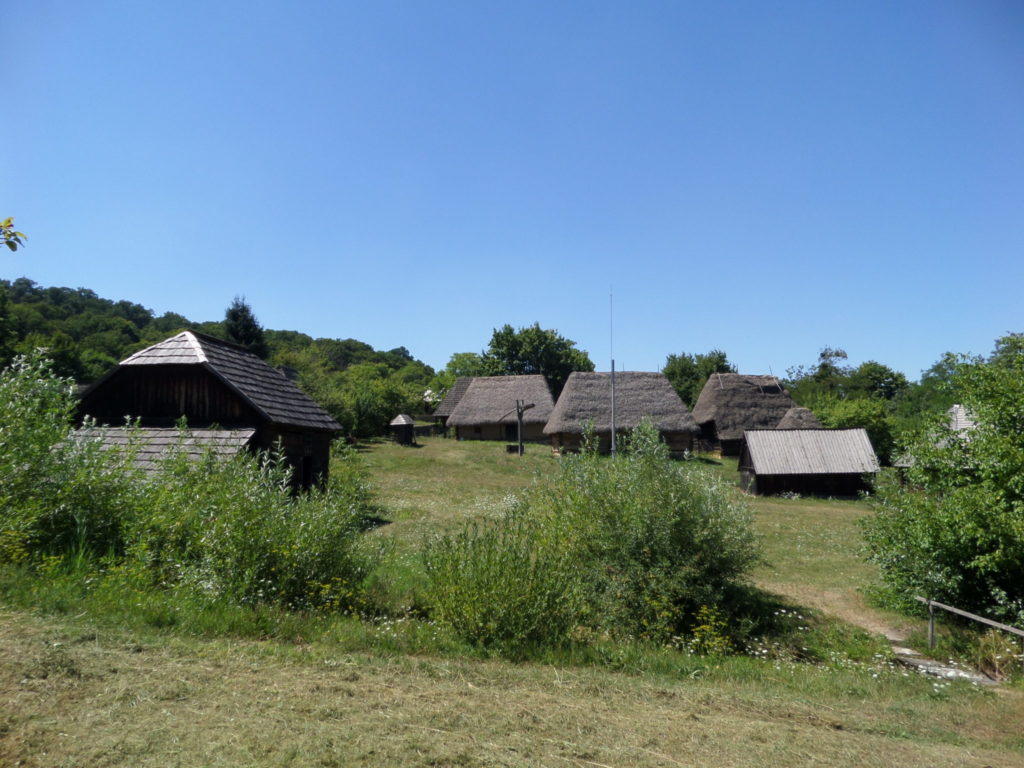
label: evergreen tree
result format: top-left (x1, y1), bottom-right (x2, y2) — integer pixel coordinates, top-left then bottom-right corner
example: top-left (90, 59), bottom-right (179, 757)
top-left (224, 296), bottom-right (268, 358)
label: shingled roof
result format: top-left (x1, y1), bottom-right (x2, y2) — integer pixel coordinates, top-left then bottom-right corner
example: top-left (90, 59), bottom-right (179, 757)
top-left (116, 331), bottom-right (340, 432)
top-left (742, 428), bottom-right (879, 476)
top-left (446, 376), bottom-right (554, 427)
top-left (691, 373), bottom-right (796, 441)
top-left (74, 426), bottom-right (255, 472)
top-left (434, 377), bottom-right (473, 419)
top-left (544, 371), bottom-right (698, 435)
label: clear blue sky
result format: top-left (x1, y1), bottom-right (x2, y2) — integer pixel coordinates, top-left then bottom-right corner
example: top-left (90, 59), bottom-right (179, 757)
top-left (5, 1), bottom-right (1022, 380)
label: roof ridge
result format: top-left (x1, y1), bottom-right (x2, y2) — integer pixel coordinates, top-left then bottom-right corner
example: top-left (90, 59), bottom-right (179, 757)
top-left (182, 331), bottom-right (209, 364)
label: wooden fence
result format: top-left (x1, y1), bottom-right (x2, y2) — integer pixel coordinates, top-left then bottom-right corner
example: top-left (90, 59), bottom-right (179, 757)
top-left (915, 596), bottom-right (1024, 653)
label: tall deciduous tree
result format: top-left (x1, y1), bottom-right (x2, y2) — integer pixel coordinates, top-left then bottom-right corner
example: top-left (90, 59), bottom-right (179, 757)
top-left (482, 323), bottom-right (594, 398)
top-left (224, 296), bottom-right (268, 359)
top-left (662, 349), bottom-right (735, 407)
top-left (863, 334), bottom-right (1024, 623)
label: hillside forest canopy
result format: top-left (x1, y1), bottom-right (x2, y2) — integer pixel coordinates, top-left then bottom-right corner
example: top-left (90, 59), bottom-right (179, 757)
top-left (0, 277), bottom-right (992, 443)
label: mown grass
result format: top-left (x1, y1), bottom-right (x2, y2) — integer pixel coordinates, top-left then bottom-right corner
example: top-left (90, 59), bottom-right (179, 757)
top-left (2, 438), bottom-right (1023, 766)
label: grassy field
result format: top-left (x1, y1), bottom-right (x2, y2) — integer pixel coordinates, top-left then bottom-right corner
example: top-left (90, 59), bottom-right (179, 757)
top-left (2, 436), bottom-right (1022, 767)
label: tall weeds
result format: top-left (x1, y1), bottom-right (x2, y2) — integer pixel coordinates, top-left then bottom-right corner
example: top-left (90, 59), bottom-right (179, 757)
top-left (0, 352), bottom-right (380, 612)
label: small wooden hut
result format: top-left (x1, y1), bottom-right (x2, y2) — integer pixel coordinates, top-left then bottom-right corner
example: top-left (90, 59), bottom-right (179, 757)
top-left (691, 373), bottom-right (796, 455)
top-left (738, 428), bottom-right (879, 496)
top-left (77, 331), bottom-right (341, 489)
top-left (446, 375), bottom-right (555, 441)
top-left (543, 371), bottom-right (698, 457)
top-left (389, 414), bottom-right (416, 445)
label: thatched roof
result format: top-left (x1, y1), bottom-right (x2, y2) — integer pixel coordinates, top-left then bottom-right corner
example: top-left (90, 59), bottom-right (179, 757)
top-left (446, 375), bottom-right (554, 427)
top-left (776, 406), bottom-right (823, 430)
top-left (742, 428), bottom-right (879, 476)
top-left (73, 426), bottom-right (255, 473)
top-left (84, 331), bottom-right (340, 432)
top-left (389, 414), bottom-right (415, 426)
top-left (544, 371), bottom-right (698, 435)
top-left (691, 373), bottom-right (796, 440)
top-left (434, 377), bottom-right (473, 418)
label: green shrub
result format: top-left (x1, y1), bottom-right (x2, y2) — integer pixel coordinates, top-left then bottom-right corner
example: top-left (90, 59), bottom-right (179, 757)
top-left (862, 335), bottom-right (1024, 625)
top-left (0, 353), bottom-right (141, 559)
top-left (546, 423), bottom-right (759, 642)
top-left (0, 352), bottom-right (381, 613)
top-left (424, 422), bottom-right (759, 651)
top-left (424, 498), bottom-right (583, 651)
top-left (127, 444), bottom-right (380, 611)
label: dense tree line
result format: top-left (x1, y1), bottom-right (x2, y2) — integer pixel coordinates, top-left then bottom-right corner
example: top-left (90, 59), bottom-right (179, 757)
top-left (0, 277), bottom-right (990, 447)
top-left (0, 279), bottom-right (437, 438)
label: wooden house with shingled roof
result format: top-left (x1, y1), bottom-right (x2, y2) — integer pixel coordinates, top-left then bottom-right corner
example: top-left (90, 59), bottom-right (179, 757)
top-left (77, 331), bottom-right (341, 489)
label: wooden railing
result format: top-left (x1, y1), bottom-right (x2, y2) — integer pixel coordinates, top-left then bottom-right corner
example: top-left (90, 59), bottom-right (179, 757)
top-left (915, 596), bottom-right (1024, 652)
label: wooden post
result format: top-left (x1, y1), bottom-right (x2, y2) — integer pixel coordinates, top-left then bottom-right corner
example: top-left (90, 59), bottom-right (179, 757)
top-left (516, 400), bottom-right (524, 456)
top-left (928, 599), bottom-right (936, 650)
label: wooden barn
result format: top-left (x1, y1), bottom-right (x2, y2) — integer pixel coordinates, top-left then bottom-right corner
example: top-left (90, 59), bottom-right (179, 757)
top-left (446, 375), bottom-right (555, 442)
top-left (691, 373), bottom-right (797, 455)
top-left (738, 428), bottom-right (879, 496)
top-left (543, 371), bottom-right (699, 457)
top-left (77, 331), bottom-right (341, 489)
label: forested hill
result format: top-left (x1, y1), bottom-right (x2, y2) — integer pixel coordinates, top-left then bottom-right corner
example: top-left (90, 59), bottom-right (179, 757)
top-left (0, 277), bottom-right (437, 437)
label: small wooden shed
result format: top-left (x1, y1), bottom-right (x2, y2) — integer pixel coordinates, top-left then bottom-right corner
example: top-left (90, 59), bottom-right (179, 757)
top-left (77, 331), bottom-right (341, 490)
top-left (389, 414), bottom-right (416, 445)
top-left (544, 371), bottom-right (699, 457)
top-left (739, 428), bottom-right (879, 496)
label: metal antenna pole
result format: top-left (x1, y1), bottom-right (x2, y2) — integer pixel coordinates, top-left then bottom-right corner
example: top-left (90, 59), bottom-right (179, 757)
top-left (610, 289), bottom-right (616, 456)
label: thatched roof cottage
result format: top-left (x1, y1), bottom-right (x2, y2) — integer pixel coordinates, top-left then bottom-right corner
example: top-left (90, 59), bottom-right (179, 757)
top-left (738, 428), bottom-right (879, 496)
top-left (77, 331), bottom-right (341, 489)
top-left (543, 371), bottom-right (698, 457)
top-left (691, 373), bottom-right (796, 455)
top-left (446, 375), bottom-right (555, 442)
top-left (776, 406), bottom-right (823, 430)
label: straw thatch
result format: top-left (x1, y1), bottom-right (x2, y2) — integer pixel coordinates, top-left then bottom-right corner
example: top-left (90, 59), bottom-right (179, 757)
top-left (691, 373), bottom-right (796, 455)
top-left (543, 371), bottom-right (698, 456)
top-left (446, 375), bottom-right (555, 441)
top-left (739, 428), bottom-right (879, 496)
top-left (776, 406), bottom-right (823, 430)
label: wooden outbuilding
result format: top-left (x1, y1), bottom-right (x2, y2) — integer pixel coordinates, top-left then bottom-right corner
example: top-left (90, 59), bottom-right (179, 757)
top-left (446, 375), bottom-right (555, 442)
top-left (77, 331), bottom-right (341, 490)
top-left (543, 371), bottom-right (699, 457)
top-left (738, 428), bottom-right (879, 496)
top-left (691, 373), bottom-right (797, 455)
top-left (389, 414), bottom-right (416, 445)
